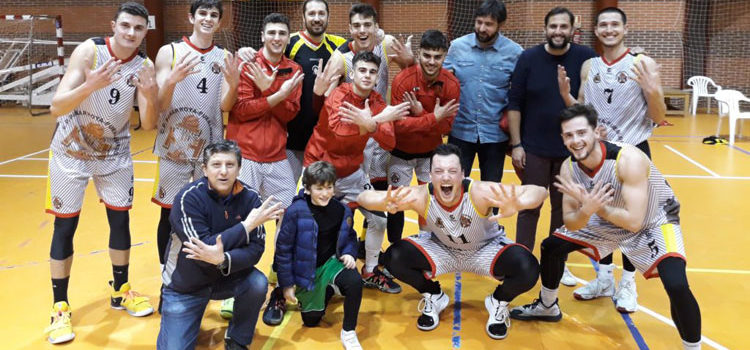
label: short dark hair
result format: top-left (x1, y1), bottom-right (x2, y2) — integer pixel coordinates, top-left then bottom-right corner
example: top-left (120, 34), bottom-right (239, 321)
top-left (352, 51), bottom-right (381, 69)
top-left (596, 7), bottom-right (627, 25)
top-left (302, 0), bottom-right (329, 15)
top-left (202, 140), bottom-right (242, 167)
top-left (430, 143), bottom-right (463, 171)
top-left (114, 2), bottom-right (149, 23)
top-left (474, 0), bottom-right (507, 24)
top-left (420, 30), bottom-right (448, 51)
top-left (560, 104), bottom-right (598, 128)
top-left (544, 7), bottom-right (574, 26)
top-left (263, 13), bottom-right (290, 32)
top-left (349, 3), bottom-right (378, 23)
top-left (302, 161), bottom-right (337, 190)
top-left (190, 0), bottom-right (223, 19)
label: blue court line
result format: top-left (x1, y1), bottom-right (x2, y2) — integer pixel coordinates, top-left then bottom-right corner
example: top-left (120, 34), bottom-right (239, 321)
top-left (728, 143), bottom-right (750, 155)
top-left (451, 272), bottom-right (462, 349)
top-left (589, 258), bottom-right (649, 350)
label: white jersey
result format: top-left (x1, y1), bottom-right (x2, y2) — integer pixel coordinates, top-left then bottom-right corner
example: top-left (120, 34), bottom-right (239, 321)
top-left (50, 37), bottom-right (147, 160)
top-left (566, 141), bottom-right (680, 238)
top-left (584, 51), bottom-right (653, 145)
top-left (337, 39), bottom-right (390, 98)
top-left (154, 37), bottom-right (226, 162)
top-left (423, 179), bottom-right (506, 250)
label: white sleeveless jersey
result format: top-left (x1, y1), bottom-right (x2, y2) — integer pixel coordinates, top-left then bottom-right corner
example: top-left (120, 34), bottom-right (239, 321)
top-left (423, 179), bottom-right (506, 250)
top-left (51, 37), bottom-right (147, 160)
top-left (337, 39), bottom-right (390, 98)
top-left (567, 141), bottom-right (680, 238)
top-left (154, 37), bottom-right (226, 162)
top-left (584, 51), bottom-right (653, 145)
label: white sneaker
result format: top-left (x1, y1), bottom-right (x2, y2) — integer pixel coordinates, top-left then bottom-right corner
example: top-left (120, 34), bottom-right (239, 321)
top-left (509, 298), bottom-right (562, 322)
top-left (484, 295), bottom-right (510, 339)
top-left (341, 329), bottom-right (363, 350)
top-left (560, 266), bottom-right (578, 287)
top-left (417, 291), bottom-right (449, 331)
top-left (573, 276), bottom-right (615, 300)
top-left (614, 279), bottom-right (638, 313)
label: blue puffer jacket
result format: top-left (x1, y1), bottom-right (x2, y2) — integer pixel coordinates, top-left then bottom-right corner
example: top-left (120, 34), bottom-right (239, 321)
top-left (274, 189), bottom-right (357, 291)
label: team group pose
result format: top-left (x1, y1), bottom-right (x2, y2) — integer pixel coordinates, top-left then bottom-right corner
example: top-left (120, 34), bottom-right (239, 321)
top-left (41, 0), bottom-right (702, 349)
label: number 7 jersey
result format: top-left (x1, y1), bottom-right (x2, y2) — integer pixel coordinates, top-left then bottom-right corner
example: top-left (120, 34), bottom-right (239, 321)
top-left (153, 36), bottom-right (226, 162)
top-left (51, 37), bottom-right (148, 160)
top-left (584, 50), bottom-right (653, 146)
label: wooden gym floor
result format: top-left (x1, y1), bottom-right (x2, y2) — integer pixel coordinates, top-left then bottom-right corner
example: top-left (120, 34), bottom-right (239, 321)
top-left (0, 107), bottom-right (747, 349)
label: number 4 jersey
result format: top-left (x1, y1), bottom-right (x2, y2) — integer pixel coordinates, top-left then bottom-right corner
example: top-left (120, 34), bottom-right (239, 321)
top-left (153, 36), bottom-right (226, 162)
top-left (51, 37), bottom-right (148, 161)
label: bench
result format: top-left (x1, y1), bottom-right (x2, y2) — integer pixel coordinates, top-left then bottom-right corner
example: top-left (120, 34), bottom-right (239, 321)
top-left (663, 88), bottom-right (691, 117)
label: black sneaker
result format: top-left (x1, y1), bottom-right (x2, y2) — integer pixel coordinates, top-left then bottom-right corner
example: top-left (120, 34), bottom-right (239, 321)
top-left (224, 336), bottom-right (248, 350)
top-left (262, 287), bottom-right (286, 326)
top-left (362, 267), bottom-right (402, 294)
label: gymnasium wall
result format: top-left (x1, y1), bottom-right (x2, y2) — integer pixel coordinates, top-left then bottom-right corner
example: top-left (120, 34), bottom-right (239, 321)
top-left (4, 0), bottom-right (748, 92)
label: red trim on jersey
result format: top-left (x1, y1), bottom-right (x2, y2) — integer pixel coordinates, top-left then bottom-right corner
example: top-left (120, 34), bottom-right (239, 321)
top-left (489, 243), bottom-right (528, 277)
top-left (601, 48), bottom-right (631, 66)
top-left (299, 31), bottom-right (321, 47)
top-left (578, 141), bottom-right (607, 177)
top-left (404, 237), bottom-right (437, 279)
top-left (348, 41), bottom-right (357, 53)
top-left (105, 37), bottom-right (139, 63)
top-left (182, 36), bottom-right (215, 54)
top-left (101, 199), bottom-right (132, 211)
top-left (370, 176), bottom-right (387, 183)
top-left (45, 209), bottom-right (81, 218)
top-left (435, 185), bottom-right (464, 212)
top-left (643, 253), bottom-right (686, 279)
top-left (151, 197), bottom-right (173, 209)
top-left (552, 231), bottom-right (602, 261)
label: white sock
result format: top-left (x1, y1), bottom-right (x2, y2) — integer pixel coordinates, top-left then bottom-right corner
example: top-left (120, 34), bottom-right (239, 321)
top-left (621, 269), bottom-right (636, 282)
top-left (540, 286), bottom-right (558, 307)
top-left (598, 263), bottom-right (615, 280)
top-left (363, 214), bottom-right (386, 274)
top-left (682, 338), bottom-right (701, 350)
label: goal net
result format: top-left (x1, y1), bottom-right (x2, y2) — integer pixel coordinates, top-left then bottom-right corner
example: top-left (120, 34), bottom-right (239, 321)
top-left (0, 15), bottom-right (64, 114)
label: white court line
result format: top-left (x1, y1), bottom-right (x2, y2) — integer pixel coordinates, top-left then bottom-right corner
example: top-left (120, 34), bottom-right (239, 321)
top-left (18, 157), bottom-right (157, 164)
top-left (570, 275), bottom-right (728, 350)
top-left (0, 148), bottom-right (49, 166)
top-left (664, 145), bottom-right (720, 178)
top-left (567, 262), bottom-right (750, 275)
top-left (403, 220), bottom-right (731, 349)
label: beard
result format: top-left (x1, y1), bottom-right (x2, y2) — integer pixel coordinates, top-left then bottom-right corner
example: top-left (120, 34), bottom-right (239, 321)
top-left (475, 29), bottom-right (498, 44)
top-left (546, 34), bottom-right (572, 49)
top-left (305, 20), bottom-right (327, 36)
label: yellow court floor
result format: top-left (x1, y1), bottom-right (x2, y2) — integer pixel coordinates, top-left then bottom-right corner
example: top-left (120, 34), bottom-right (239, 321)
top-left (0, 107), bottom-right (747, 349)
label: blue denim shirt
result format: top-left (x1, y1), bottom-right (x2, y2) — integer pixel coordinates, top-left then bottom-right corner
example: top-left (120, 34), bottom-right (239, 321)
top-left (444, 32), bottom-right (522, 143)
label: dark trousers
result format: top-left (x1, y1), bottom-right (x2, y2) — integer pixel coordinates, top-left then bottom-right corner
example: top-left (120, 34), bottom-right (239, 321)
top-left (539, 236), bottom-right (700, 343)
top-left (448, 136), bottom-right (508, 182)
top-left (515, 152), bottom-right (565, 252)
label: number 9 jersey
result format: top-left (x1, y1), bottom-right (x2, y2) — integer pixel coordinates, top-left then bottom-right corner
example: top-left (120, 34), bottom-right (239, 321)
top-left (153, 37), bottom-right (226, 163)
top-left (51, 37), bottom-right (148, 161)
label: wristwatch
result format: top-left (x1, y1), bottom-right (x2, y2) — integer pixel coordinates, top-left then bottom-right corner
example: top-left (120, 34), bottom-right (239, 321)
top-left (216, 253), bottom-right (229, 274)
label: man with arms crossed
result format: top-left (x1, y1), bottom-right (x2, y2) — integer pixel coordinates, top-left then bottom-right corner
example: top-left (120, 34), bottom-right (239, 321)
top-left (44, 2), bottom-right (158, 344)
top-left (387, 29), bottom-right (460, 242)
top-left (510, 104), bottom-right (701, 350)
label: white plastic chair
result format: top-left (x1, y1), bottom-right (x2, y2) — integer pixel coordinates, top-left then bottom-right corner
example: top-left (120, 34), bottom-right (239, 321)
top-left (687, 76), bottom-right (722, 116)
top-left (713, 89), bottom-right (750, 145)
